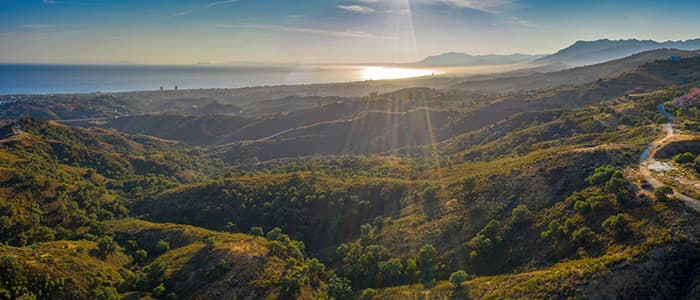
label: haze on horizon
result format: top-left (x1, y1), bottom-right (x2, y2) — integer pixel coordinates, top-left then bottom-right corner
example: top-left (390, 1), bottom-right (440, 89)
top-left (1, 0), bottom-right (700, 65)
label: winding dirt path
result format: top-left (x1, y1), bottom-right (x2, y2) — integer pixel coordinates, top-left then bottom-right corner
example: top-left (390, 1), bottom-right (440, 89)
top-left (639, 105), bottom-right (700, 213)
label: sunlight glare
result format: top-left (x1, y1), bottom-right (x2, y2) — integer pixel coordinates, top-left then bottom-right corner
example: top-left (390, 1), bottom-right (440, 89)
top-left (361, 66), bottom-right (437, 80)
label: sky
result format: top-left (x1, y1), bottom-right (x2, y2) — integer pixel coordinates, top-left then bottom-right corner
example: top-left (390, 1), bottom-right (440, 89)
top-left (1, 0), bottom-right (699, 64)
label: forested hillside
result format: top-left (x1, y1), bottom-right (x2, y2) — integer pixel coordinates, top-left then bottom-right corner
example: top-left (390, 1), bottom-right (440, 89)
top-left (3, 55), bottom-right (700, 299)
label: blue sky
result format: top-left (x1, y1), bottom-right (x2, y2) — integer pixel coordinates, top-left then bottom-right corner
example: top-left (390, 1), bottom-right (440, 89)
top-left (1, 0), bottom-right (699, 64)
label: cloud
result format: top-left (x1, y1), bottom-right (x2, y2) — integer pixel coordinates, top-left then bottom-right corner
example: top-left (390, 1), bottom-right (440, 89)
top-left (42, 0), bottom-right (99, 5)
top-left (20, 24), bottom-right (57, 29)
top-left (206, 0), bottom-right (238, 8)
top-left (337, 5), bottom-right (376, 14)
top-left (219, 23), bottom-right (395, 40)
top-left (170, 0), bottom-right (238, 18)
top-left (421, 0), bottom-right (516, 13)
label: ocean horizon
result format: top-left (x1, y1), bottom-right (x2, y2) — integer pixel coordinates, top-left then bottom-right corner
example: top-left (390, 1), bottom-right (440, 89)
top-left (0, 63), bottom-right (437, 95)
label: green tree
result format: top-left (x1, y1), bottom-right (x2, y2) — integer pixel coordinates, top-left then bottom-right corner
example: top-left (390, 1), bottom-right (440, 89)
top-left (156, 240), bottom-right (170, 254)
top-left (654, 186), bottom-right (673, 202)
top-left (571, 226), bottom-right (596, 247)
top-left (378, 258), bottom-right (403, 286)
top-left (673, 152), bottom-right (695, 164)
top-left (449, 270), bottom-right (470, 286)
top-left (94, 286), bottom-right (120, 300)
top-left (97, 236), bottom-right (117, 258)
top-left (511, 204), bottom-right (532, 223)
top-left (360, 288), bottom-right (376, 300)
top-left (134, 249), bottom-right (148, 264)
top-left (417, 244), bottom-right (437, 282)
top-left (152, 283), bottom-right (166, 298)
top-left (327, 274), bottom-right (352, 300)
top-left (249, 227), bottom-right (264, 236)
top-left (602, 214), bottom-right (632, 240)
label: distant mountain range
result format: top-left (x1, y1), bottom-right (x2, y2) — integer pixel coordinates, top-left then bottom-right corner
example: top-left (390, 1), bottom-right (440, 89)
top-left (535, 38), bottom-right (700, 66)
top-left (414, 53), bottom-right (542, 66)
top-left (417, 38), bottom-right (700, 67)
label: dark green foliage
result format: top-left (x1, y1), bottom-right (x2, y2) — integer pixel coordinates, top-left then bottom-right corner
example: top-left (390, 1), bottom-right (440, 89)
top-left (360, 288), bottom-right (376, 300)
top-left (97, 236), bottom-right (117, 258)
top-left (417, 244), bottom-right (437, 283)
top-left (94, 286), bottom-right (120, 300)
top-left (327, 275), bottom-right (352, 300)
top-left (511, 204), bottom-right (532, 223)
top-left (249, 227), bottom-right (264, 236)
top-left (586, 165), bottom-right (621, 186)
top-left (152, 283), bottom-right (165, 298)
top-left (449, 270), bottom-right (470, 286)
top-left (134, 249), bottom-right (148, 264)
top-left (156, 240), bottom-right (170, 254)
top-left (673, 152), bottom-right (695, 164)
top-left (602, 214), bottom-right (632, 240)
top-left (570, 227), bottom-right (596, 247)
top-left (654, 186), bottom-right (673, 202)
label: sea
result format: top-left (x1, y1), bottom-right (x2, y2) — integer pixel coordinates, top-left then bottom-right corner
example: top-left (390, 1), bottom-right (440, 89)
top-left (0, 63), bottom-right (437, 95)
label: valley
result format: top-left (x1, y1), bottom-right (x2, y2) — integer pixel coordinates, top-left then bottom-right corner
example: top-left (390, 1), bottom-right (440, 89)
top-left (3, 49), bottom-right (700, 299)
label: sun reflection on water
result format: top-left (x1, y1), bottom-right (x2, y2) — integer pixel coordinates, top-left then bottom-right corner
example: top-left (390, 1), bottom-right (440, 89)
top-left (360, 66), bottom-right (438, 81)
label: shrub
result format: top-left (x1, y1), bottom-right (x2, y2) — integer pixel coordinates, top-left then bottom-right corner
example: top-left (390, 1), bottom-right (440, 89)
top-left (449, 270), bottom-right (470, 286)
top-left (249, 227), bottom-right (264, 236)
top-left (673, 152), bottom-right (695, 164)
top-left (602, 214), bottom-right (632, 240)
top-left (571, 227), bottom-right (596, 247)
top-left (97, 236), bottom-right (117, 258)
top-left (360, 288), bottom-right (376, 300)
top-left (654, 186), bottom-right (673, 202)
top-left (156, 240), bottom-right (170, 253)
top-left (152, 283), bottom-right (165, 298)
top-left (541, 220), bottom-right (563, 239)
top-left (511, 204), bottom-right (532, 223)
top-left (134, 249), bottom-right (148, 264)
top-left (327, 275), bottom-right (352, 300)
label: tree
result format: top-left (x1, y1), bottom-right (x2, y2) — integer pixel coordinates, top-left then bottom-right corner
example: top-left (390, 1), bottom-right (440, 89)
top-left (152, 283), bottom-right (166, 298)
top-left (134, 249), bottom-right (148, 264)
top-left (327, 274), bottom-right (352, 300)
top-left (360, 288), bottom-right (376, 300)
top-left (95, 286), bottom-right (120, 300)
top-left (249, 227), bottom-right (264, 236)
top-left (654, 186), bottom-right (673, 202)
top-left (673, 152), bottom-right (695, 164)
top-left (97, 236), bottom-right (117, 258)
top-left (156, 240), bottom-right (170, 253)
top-left (511, 204), bottom-right (532, 223)
top-left (449, 270), bottom-right (470, 286)
top-left (379, 258), bottom-right (403, 286)
top-left (602, 214), bottom-right (632, 240)
top-left (417, 244), bottom-right (437, 282)
top-left (571, 226), bottom-right (596, 247)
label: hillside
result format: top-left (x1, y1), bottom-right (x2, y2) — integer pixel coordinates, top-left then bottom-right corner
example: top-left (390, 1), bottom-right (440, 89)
top-left (415, 53), bottom-right (541, 66)
top-left (535, 38), bottom-right (700, 66)
top-left (3, 53), bottom-right (700, 299)
top-left (454, 49), bottom-right (700, 93)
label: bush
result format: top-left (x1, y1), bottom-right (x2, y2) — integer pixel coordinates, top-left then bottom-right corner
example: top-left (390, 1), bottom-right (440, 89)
top-left (673, 152), bottom-right (695, 164)
top-left (654, 186), bottom-right (673, 202)
top-left (571, 226), bottom-right (596, 247)
top-left (511, 204), bottom-right (532, 223)
top-left (602, 214), bottom-right (632, 240)
top-left (134, 249), bottom-right (148, 264)
top-left (360, 288), bottom-right (376, 300)
top-left (327, 275), bottom-right (352, 300)
top-left (249, 227), bottom-right (264, 236)
top-left (449, 270), bottom-right (470, 286)
top-left (156, 240), bottom-right (170, 253)
top-left (97, 236), bottom-right (117, 258)
top-left (152, 283), bottom-right (165, 298)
